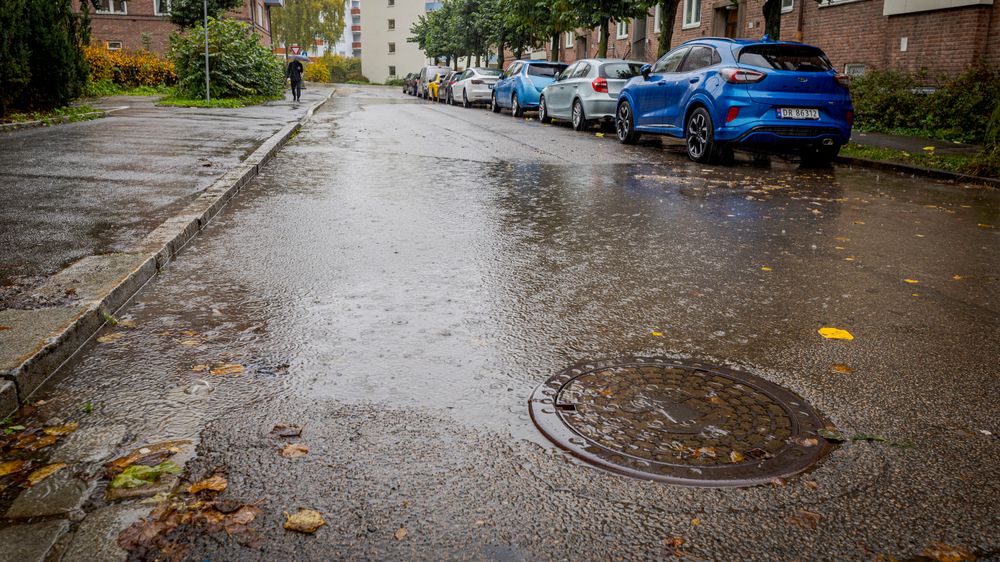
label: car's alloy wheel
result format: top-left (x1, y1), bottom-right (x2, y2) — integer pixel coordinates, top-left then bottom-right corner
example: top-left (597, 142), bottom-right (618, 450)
top-left (511, 93), bottom-right (522, 118)
top-left (448, 92), bottom-right (454, 105)
top-left (686, 107), bottom-right (715, 163)
top-left (616, 101), bottom-right (639, 144)
top-left (491, 92), bottom-right (500, 113)
top-left (539, 96), bottom-right (551, 124)
top-left (462, 90), bottom-right (470, 108)
top-left (572, 100), bottom-right (587, 131)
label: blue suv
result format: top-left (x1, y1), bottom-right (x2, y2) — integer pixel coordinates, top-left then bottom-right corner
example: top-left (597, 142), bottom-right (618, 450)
top-left (492, 60), bottom-right (568, 117)
top-left (615, 38), bottom-right (853, 165)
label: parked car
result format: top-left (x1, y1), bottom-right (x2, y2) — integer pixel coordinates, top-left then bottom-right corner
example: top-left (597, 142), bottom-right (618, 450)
top-left (417, 65), bottom-right (452, 99)
top-left (438, 70), bottom-right (462, 103)
top-left (491, 60), bottom-right (568, 117)
top-left (539, 58), bottom-right (644, 131)
top-left (450, 67), bottom-right (501, 107)
top-left (403, 72), bottom-right (419, 95)
top-left (615, 38), bottom-right (853, 165)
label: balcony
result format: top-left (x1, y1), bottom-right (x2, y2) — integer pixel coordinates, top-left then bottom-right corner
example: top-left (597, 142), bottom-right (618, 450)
top-left (352, 42), bottom-right (362, 49)
top-left (351, 25), bottom-right (361, 31)
top-left (350, 7), bottom-right (360, 14)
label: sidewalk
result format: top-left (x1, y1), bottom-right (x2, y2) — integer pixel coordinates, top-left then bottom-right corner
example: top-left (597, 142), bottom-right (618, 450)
top-left (851, 130), bottom-right (981, 156)
top-left (0, 87), bottom-right (334, 414)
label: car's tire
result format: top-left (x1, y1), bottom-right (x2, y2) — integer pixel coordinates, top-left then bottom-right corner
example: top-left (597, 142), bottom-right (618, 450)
top-left (448, 91), bottom-right (454, 105)
top-left (571, 99), bottom-right (588, 131)
top-left (685, 107), bottom-right (717, 163)
top-left (462, 90), bottom-right (470, 108)
top-left (615, 100), bottom-right (640, 145)
top-left (801, 144), bottom-right (840, 167)
top-left (491, 91), bottom-right (501, 113)
top-left (511, 93), bottom-right (523, 118)
top-left (539, 96), bottom-right (552, 124)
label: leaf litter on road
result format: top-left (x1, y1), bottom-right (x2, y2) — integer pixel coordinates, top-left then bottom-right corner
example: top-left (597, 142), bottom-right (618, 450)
top-left (280, 443), bottom-right (309, 458)
top-left (831, 364), bottom-right (854, 374)
top-left (0, 459), bottom-right (28, 477)
top-left (283, 508), bottom-right (325, 533)
top-left (43, 421), bottom-right (79, 436)
top-left (27, 463), bottom-right (66, 486)
top-left (188, 475), bottom-right (228, 494)
top-left (394, 526), bottom-right (408, 540)
top-left (920, 542), bottom-right (976, 562)
top-left (818, 327), bottom-right (854, 340)
top-left (271, 424), bottom-right (303, 437)
top-left (209, 364), bottom-right (244, 376)
top-left (788, 509), bottom-right (821, 530)
top-left (110, 461), bottom-right (181, 489)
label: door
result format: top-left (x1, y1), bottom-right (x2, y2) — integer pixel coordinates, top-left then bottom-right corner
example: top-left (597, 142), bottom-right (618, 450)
top-left (547, 62), bottom-right (577, 116)
top-left (635, 46), bottom-right (689, 128)
top-left (669, 45), bottom-right (716, 127)
top-left (632, 17), bottom-right (647, 61)
top-left (495, 62), bottom-right (520, 108)
top-left (561, 62), bottom-right (592, 116)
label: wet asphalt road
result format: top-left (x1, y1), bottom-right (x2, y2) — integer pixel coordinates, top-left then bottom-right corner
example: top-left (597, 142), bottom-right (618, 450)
top-left (18, 85), bottom-right (1000, 560)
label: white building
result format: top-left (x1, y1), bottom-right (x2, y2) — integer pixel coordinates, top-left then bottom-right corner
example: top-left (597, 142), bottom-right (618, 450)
top-left (359, 0), bottom-right (438, 83)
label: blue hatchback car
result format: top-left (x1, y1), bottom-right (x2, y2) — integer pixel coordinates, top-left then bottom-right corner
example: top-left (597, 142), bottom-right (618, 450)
top-left (492, 60), bottom-right (568, 117)
top-left (615, 38), bottom-right (853, 165)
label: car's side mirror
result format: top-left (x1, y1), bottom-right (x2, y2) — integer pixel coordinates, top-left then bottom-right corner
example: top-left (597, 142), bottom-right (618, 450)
top-left (641, 64), bottom-right (652, 80)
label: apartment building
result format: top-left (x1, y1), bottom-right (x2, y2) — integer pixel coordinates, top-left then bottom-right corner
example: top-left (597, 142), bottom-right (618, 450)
top-left (358, 0), bottom-right (437, 83)
top-left (538, 0), bottom-right (999, 77)
top-left (76, 0), bottom-right (282, 54)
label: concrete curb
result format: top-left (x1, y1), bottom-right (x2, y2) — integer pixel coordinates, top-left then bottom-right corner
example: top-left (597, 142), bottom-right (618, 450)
top-left (0, 91), bottom-right (334, 416)
top-left (836, 155), bottom-right (1000, 188)
top-left (0, 106), bottom-right (128, 133)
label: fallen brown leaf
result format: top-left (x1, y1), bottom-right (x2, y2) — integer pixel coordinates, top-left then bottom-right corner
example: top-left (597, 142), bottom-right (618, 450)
top-left (394, 526), bottom-right (408, 540)
top-left (283, 508), bottom-right (325, 533)
top-left (27, 463), bottom-right (67, 486)
top-left (14, 434), bottom-right (58, 451)
top-left (209, 364), bottom-right (244, 376)
top-left (191, 364), bottom-right (209, 372)
top-left (104, 440), bottom-right (191, 476)
top-left (921, 542), bottom-right (975, 562)
top-left (188, 475), bottom-right (228, 494)
top-left (0, 459), bottom-right (27, 478)
top-left (803, 480), bottom-right (819, 490)
top-left (271, 424), bottom-right (303, 438)
top-left (97, 333), bottom-right (125, 344)
top-left (831, 363), bottom-right (854, 374)
top-left (788, 509), bottom-right (821, 530)
top-left (43, 422), bottom-right (79, 436)
top-left (280, 443), bottom-right (309, 459)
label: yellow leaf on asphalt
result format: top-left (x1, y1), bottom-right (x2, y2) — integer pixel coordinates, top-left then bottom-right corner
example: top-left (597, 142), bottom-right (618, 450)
top-left (818, 327), bottom-right (854, 340)
top-left (210, 364), bottom-right (244, 376)
top-left (903, 279), bottom-right (919, 284)
top-left (283, 509), bottom-right (325, 533)
top-left (952, 275), bottom-right (963, 280)
top-left (188, 475), bottom-right (228, 493)
top-left (922, 146), bottom-right (935, 151)
top-left (844, 256), bottom-right (855, 261)
top-left (978, 223), bottom-right (995, 229)
top-left (651, 331), bottom-right (663, 337)
top-left (97, 333), bottom-right (124, 344)
top-left (595, 132), bottom-right (605, 137)
top-left (394, 526), bottom-right (408, 540)
top-left (191, 364), bottom-right (209, 372)
top-left (179, 339), bottom-right (201, 347)
top-left (853, 220), bottom-right (865, 225)
top-left (831, 364), bottom-right (854, 374)
top-left (27, 463), bottom-right (66, 486)
top-left (835, 246), bottom-right (846, 250)
top-left (0, 460), bottom-right (27, 477)
top-left (280, 443), bottom-right (309, 459)
top-left (43, 422), bottom-right (79, 436)
top-left (760, 266), bottom-right (772, 271)
top-left (178, 330), bottom-right (197, 337)
top-left (921, 542), bottom-right (975, 562)
top-left (691, 517), bottom-right (701, 526)
top-left (119, 319), bottom-right (137, 329)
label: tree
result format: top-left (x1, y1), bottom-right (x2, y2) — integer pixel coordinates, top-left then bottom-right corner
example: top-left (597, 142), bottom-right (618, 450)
top-left (271, 0), bottom-right (346, 58)
top-left (567, 0), bottom-right (648, 57)
top-left (169, 0), bottom-right (243, 28)
top-left (654, 0), bottom-right (679, 57)
top-left (762, 0), bottom-right (781, 40)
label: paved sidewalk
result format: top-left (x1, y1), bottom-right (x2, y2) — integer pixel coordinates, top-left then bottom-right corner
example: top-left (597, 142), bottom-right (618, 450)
top-left (851, 130), bottom-right (981, 156)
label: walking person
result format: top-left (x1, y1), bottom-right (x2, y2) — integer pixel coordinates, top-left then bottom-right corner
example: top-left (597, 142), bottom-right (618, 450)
top-left (286, 57), bottom-right (304, 102)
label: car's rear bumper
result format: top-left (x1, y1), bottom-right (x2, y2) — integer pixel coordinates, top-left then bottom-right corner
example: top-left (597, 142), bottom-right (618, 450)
top-left (721, 124), bottom-right (850, 148)
top-left (581, 97), bottom-right (618, 120)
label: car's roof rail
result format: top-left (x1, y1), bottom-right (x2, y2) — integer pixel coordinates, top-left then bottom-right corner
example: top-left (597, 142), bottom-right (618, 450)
top-left (683, 37), bottom-right (739, 44)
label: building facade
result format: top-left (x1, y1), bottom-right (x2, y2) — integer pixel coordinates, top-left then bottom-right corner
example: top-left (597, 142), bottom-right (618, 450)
top-left (76, 0), bottom-right (281, 54)
top-left (535, 0), bottom-right (999, 77)
top-left (358, 0), bottom-right (437, 83)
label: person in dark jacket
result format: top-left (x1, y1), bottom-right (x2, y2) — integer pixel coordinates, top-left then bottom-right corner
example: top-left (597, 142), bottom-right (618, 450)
top-left (286, 59), bottom-right (304, 102)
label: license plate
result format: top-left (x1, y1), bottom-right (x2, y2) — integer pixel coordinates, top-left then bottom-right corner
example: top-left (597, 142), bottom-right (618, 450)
top-left (777, 108), bottom-right (819, 120)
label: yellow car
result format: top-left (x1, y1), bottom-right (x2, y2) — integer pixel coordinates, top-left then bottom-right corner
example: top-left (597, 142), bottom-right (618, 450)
top-left (427, 74), bottom-right (444, 101)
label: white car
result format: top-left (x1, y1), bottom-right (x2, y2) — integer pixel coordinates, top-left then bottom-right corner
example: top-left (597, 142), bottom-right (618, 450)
top-left (449, 67), bottom-right (501, 107)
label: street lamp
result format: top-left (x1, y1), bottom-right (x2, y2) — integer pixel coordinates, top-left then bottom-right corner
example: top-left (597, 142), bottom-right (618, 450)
top-left (204, 0), bottom-right (210, 102)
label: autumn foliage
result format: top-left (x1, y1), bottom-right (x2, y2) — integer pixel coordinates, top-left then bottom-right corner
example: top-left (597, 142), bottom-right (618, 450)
top-left (84, 46), bottom-right (176, 88)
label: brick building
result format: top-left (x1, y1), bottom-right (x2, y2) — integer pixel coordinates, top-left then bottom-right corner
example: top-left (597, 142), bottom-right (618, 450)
top-left (534, 0), bottom-right (999, 77)
top-left (76, 0), bottom-right (282, 54)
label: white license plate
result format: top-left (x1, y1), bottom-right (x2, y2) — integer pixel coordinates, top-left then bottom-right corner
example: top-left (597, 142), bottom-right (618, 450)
top-left (777, 108), bottom-right (819, 120)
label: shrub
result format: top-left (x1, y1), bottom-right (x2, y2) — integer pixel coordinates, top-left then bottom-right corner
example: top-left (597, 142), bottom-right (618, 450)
top-left (169, 17), bottom-right (283, 99)
top-left (316, 54), bottom-right (365, 83)
top-left (850, 69), bottom-right (921, 133)
top-left (84, 46), bottom-right (176, 89)
top-left (303, 61), bottom-right (331, 83)
top-left (385, 78), bottom-right (405, 86)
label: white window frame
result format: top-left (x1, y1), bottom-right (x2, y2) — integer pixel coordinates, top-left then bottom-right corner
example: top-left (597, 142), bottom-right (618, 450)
top-left (256, 3), bottom-right (263, 26)
top-left (388, 42), bottom-right (395, 53)
top-left (154, 0), bottom-right (170, 15)
top-left (388, 18), bottom-right (395, 30)
top-left (616, 19), bottom-right (629, 39)
top-left (564, 31), bottom-right (574, 48)
top-left (781, 0), bottom-right (794, 12)
top-left (106, 40), bottom-right (124, 50)
top-left (97, 0), bottom-right (127, 14)
top-left (654, 4), bottom-right (662, 32)
top-left (682, 0), bottom-right (701, 29)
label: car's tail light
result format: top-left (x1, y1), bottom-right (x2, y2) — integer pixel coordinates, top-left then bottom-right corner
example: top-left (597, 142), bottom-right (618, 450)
top-left (835, 74), bottom-right (851, 88)
top-left (471, 79), bottom-right (484, 84)
top-left (719, 67), bottom-right (766, 84)
top-left (846, 110), bottom-right (854, 126)
top-left (591, 77), bottom-right (609, 93)
top-left (725, 106), bottom-right (740, 123)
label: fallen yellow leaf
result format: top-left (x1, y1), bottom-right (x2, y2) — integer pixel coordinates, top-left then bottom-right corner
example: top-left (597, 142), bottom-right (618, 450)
top-left (844, 256), bottom-right (856, 261)
top-left (650, 331), bottom-right (663, 337)
top-left (978, 223), bottom-right (995, 229)
top-left (97, 333), bottom-right (124, 344)
top-left (188, 475), bottom-right (228, 494)
top-left (27, 463), bottom-right (67, 486)
top-left (43, 422), bottom-right (79, 436)
top-left (210, 364), bottom-right (244, 376)
top-left (818, 327), bottom-right (854, 340)
top-left (952, 275), bottom-right (963, 281)
top-left (280, 443), bottom-right (309, 459)
top-left (0, 459), bottom-right (27, 477)
top-left (903, 279), bottom-right (919, 284)
top-left (283, 509), bottom-right (325, 533)
top-left (178, 339), bottom-right (201, 347)
top-left (922, 146), bottom-right (935, 151)
top-left (595, 132), bottom-right (605, 138)
top-left (394, 526), bottom-right (408, 540)
top-left (853, 220), bottom-right (865, 225)
top-left (691, 517), bottom-right (701, 526)
top-left (191, 364), bottom-right (209, 372)
top-left (760, 266), bottom-right (772, 271)
top-left (119, 319), bottom-right (137, 329)
top-left (831, 363), bottom-right (854, 374)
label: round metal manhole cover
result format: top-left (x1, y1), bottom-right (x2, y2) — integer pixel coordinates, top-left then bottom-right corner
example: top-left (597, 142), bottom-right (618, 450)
top-left (528, 358), bottom-right (831, 487)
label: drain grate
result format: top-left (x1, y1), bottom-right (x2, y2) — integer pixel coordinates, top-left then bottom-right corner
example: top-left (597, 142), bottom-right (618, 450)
top-left (528, 358), bottom-right (831, 487)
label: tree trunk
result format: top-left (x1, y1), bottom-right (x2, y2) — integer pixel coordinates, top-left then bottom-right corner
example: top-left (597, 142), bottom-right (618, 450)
top-left (497, 44), bottom-right (504, 68)
top-left (657, 0), bottom-right (680, 57)
top-left (476, 53), bottom-right (481, 67)
top-left (763, 0), bottom-right (781, 40)
top-left (597, 18), bottom-right (609, 58)
top-left (514, 45), bottom-right (523, 60)
top-left (550, 33), bottom-right (560, 61)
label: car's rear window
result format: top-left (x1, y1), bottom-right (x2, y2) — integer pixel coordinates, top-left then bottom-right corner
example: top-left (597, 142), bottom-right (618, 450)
top-left (477, 68), bottom-right (501, 76)
top-left (738, 45), bottom-right (833, 72)
top-left (527, 64), bottom-right (566, 77)
top-left (600, 63), bottom-right (645, 79)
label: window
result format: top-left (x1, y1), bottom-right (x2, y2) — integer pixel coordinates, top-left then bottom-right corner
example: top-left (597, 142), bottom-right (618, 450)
top-left (600, 62), bottom-right (645, 79)
top-left (654, 4), bottom-right (662, 32)
top-left (154, 0), bottom-right (170, 15)
top-left (781, 0), bottom-right (794, 12)
top-left (352, 32), bottom-right (361, 42)
top-left (389, 65), bottom-right (396, 76)
top-left (388, 18), bottom-right (395, 29)
top-left (97, 0), bottom-right (127, 14)
top-left (564, 31), bottom-right (574, 48)
top-left (682, 0), bottom-right (700, 28)
top-left (571, 63), bottom-right (591, 78)
top-left (256, 3), bottom-right (263, 26)
top-left (651, 46), bottom-right (689, 73)
top-left (616, 19), bottom-right (629, 39)
top-left (352, 15), bottom-right (360, 25)
top-left (679, 46), bottom-right (715, 72)
top-left (526, 63), bottom-right (565, 77)
top-left (844, 63), bottom-right (866, 76)
top-left (388, 0), bottom-right (394, 5)
top-left (738, 44), bottom-right (833, 71)
top-left (106, 40), bottom-right (124, 50)
top-left (388, 42), bottom-right (395, 53)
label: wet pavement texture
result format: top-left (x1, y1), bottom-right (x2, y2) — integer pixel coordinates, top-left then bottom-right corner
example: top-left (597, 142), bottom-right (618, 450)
top-left (0, 88), bottom-right (329, 303)
top-left (3, 85), bottom-right (999, 561)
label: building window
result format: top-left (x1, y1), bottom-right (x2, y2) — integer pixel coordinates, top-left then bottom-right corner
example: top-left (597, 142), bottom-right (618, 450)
top-left (106, 40), bottom-right (124, 50)
top-left (352, 32), bottom-right (361, 42)
top-left (97, 0), bottom-right (127, 14)
top-left (654, 4), bottom-right (662, 32)
top-left (388, 42), bottom-right (395, 53)
top-left (256, 3), bottom-right (263, 26)
top-left (388, 18), bottom-right (395, 29)
top-left (389, 65), bottom-right (396, 76)
top-left (844, 63), bottom-right (866, 76)
top-left (351, 0), bottom-right (360, 7)
top-left (154, 0), bottom-right (170, 15)
top-left (781, 0), bottom-right (794, 12)
top-left (564, 31), bottom-right (573, 48)
top-left (388, 0), bottom-right (394, 5)
top-left (352, 14), bottom-right (360, 25)
top-left (682, 0), bottom-right (701, 28)
top-left (616, 19), bottom-right (629, 39)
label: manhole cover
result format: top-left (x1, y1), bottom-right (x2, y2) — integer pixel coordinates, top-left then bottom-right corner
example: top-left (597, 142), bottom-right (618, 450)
top-left (528, 358), bottom-right (831, 487)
